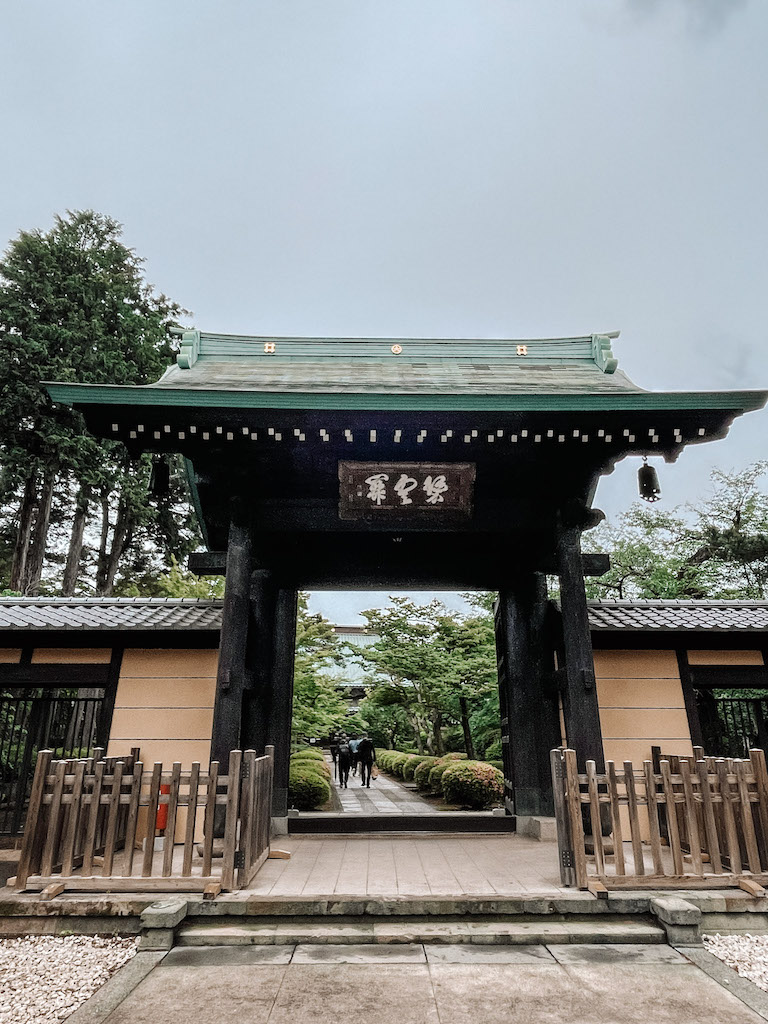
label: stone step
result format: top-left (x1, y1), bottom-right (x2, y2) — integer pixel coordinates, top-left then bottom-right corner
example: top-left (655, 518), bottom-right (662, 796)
top-left (176, 914), bottom-right (665, 947)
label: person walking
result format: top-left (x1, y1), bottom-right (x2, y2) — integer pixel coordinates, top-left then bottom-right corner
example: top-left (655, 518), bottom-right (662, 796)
top-left (329, 734), bottom-right (340, 780)
top-left (357, 734), bottom-right (376, 788)
top-left (348, 735), bottom-right (361, 776)
top-left (337, 735), bottom-right (352, 788)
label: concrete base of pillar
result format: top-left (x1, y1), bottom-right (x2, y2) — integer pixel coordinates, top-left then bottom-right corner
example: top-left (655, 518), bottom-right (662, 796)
top-left (271, 816), bottom-right (289, 836)
top-left (515, 815), bottom-right (558, 842)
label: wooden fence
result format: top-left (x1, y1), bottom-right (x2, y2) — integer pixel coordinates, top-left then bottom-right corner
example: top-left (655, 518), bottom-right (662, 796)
top-left (551, 746), bottom-right (768, 892)
top-left (15, 747), bottom-right (274, 894)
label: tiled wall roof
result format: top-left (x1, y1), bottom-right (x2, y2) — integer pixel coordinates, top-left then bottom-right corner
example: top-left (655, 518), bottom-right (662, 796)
top-left (1, 597), bottom-right (766, 633)
top-left (585, 599), bottom-right (768, 632)
top-left (0, 597), bottom-right (224, 631)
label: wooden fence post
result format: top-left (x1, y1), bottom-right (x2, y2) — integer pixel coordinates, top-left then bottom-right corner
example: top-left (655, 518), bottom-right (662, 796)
top-left (550, 749), bottom-right (573, 885)
top-left (221, 750), bottom-right (242, 890)
top-left (563, 749), bottom-right (587, 888)
top-left (15, 750), bottom-right (53, 889)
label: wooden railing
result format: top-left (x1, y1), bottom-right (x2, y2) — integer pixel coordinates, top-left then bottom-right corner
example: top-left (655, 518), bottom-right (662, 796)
top-left (15, 747), bottom-right (274, 893)
top-left (551, 746), bottom-right (768, 891)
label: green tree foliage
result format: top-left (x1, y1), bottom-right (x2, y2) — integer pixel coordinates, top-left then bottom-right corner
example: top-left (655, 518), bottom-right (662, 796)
top-left (355, 596), bottom-right (498, 757)
top-left (291, 594), bottom-right (347, 739)
top-left (0, 210), bottom-right (196, 595)
top-left (586, 463), bottom-right (768, 601)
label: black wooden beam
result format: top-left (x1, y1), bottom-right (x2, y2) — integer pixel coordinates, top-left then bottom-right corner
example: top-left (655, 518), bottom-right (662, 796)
top-left (209, 521), bottom-right (252, 771)
top-left (188, 549), bottom-right (610, 582)
top-left (269, 589), bottom-right (298, 818)
top-left (0, 664), bottom-right (112, 686)
top-left (557, 524), bottom-right (605, 774)
top-left (241, 570), bottom-right (278, 758)
top-left (496, 577), bottom-right (559, 817)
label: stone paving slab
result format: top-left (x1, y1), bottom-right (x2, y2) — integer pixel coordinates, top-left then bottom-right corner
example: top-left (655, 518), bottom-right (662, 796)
top-left (428, 963), bottom-right (764, 1024)
top-left (291, 943), bottom-right (426, 963)
top-left (424, 943), bottom-right (555, 963)
top-left (102, 965), bottom-right (289, 1024)
top-left (266, 964), bottom-right (440, 1024)
top-left (162, 945), bottom-right (295, 966)
top-left (546, 942), bottom-right (686, 964)
top-left (77, 950), bottom-right (768, 1024)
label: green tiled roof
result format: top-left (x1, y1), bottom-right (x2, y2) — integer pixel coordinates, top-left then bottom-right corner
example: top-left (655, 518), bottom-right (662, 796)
top-left (45, 331), bottom-right (768, 414)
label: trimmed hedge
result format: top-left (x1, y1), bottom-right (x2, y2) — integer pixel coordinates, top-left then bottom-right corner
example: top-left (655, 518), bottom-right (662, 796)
top-left (387, 752), bottom-right (413, 778)
top-left (293, 758), bottom-right (331, 779)
top-left (291, 748), bottom-right (324, 761)
top-left (441, 752), bottom-right (468, 761)
top-left (288, 766), bottom-right (331, 810)
top-left (413, 757), bottom-right (439, 789)
top-left (441, 760), bottom-right (504, 809)
top-left (402, 755), bottom-right (432, 781)
top-left (427, 758), bottom-right (456, 793)
top-left (488, 760), bottom-right (504, 772)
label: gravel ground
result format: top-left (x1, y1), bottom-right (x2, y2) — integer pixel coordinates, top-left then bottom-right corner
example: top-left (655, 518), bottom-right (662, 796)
top-left (704, 933), bottom-right (768, 993)
top-left (0, 935), bottom-right (137, 1024)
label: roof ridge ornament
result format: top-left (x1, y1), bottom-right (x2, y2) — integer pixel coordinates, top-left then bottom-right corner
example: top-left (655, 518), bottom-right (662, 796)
top-left (591, 334), bottom-right (619, 374)
top-left (176, 330), bottom-right (201, 369)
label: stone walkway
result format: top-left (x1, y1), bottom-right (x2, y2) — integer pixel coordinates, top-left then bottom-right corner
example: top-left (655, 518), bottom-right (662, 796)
top-left (332, 757), bottom-right (439, 814)
top-left (84, 944), bottom-right (765, 1024)
top-left (248, 834), bottom-right (566, 895)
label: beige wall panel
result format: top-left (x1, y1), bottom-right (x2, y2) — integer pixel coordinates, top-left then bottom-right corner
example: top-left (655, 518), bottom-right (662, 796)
top-left (597, 677), bottom-right (686, 709)
top-left (32, 648), bottom-right (112, 664)
top-left (0, 649), bottom-right (21, 663)
top-left (120, 648), bottom-right (219, 678)
top-left (110, 707), bottom-right (213, 741)
top-left (603, 738), bottom-right (693, 766)
top-left (600, 708), bottom-right (690, 740)
top-left (593, 650), bottom-right (679, 679)
top-left (687, 649), bottom-right (764, 666)
top-left (114, 676), bottom-right (216, 709)
top-left (107, 738), bottom-right (211, 767)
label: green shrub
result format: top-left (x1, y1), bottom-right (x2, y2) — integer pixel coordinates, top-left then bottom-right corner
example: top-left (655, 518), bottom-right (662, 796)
top-left (441, 760), bottom-right (504, 809)
top-left (442, 752), bottom-right (468, 761)
top-left (387, 752), bottom-right (412, 777)
top-left (291, 748), bottom-right (324, 761)
top-left (288, 766), bottom-right (331, 810)
top-left (292, 757), bottom-right (331, 779)
top-left (427, 758), bottom-right (455, 793)
top-left (484, 739), bottom-right (503, 761)
top-left (413, 757), bottom-right (439, 790)
top-left (488, 760), bottom-right (504, 772)
top-left (376, 751), bottom-right (397, 772)
top-left (402, 755), bottom-right (432, 781)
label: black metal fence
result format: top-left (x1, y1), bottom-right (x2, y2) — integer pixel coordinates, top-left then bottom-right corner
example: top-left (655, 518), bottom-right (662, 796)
top-left (0, 692), bottom-right (103, 835)
top-left (697, 694), bottom-right (768, 760)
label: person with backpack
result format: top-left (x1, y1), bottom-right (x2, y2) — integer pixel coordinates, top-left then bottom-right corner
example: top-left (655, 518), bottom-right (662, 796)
top-left (357, 734), bottom-right (376, 788)
top-left (348, 735), bottom-right (361, 776)
top-left (337, 734), bottom-right (352, 788)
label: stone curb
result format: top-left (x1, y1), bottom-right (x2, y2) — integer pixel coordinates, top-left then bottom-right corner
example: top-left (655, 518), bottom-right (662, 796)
top-left (65, 951), bottom-right (166, 1024)
top-left (678, 946), bottom-right (768, 1022)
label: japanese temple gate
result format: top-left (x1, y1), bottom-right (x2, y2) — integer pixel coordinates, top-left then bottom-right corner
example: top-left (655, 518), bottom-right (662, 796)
top-left (47, 331), bottom-right (767, 823)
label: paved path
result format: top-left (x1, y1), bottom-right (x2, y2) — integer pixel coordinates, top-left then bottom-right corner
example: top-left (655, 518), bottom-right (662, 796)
top-left (248, 834), bottom-right (566, 895)
top-left (332, 756), bottom-right (438, 814)
top-left (90, 943), bottom-right (765, 1024)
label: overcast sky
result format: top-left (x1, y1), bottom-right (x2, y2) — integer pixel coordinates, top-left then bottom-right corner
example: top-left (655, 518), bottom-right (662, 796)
top-left (2, 1), bottom-right (766, 622)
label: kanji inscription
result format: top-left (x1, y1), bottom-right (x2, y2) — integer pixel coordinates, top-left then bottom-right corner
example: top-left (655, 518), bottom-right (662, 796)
top-left (338, 462), bottom-right (475, 519)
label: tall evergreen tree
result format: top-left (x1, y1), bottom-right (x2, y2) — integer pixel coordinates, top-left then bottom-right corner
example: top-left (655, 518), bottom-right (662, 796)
top-left (0, 210), bottom-right (194, 594)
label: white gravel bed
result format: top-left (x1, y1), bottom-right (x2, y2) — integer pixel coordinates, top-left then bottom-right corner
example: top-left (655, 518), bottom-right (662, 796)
top-left (0, 935), bottom-right (137, 1024)
top-left (704, 933), bottom-right (768, 993)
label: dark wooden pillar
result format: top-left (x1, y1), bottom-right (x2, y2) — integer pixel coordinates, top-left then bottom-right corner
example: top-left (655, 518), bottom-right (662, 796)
top-left (210, 521), bottom-right (252, 769)
top-left (496, 575), bottom-right (559, 817)
top-left (241, 582), bottom-right (297, 818)
top-left (557, 523), bottom-right (604, 773)
top-left (269, 588), bottom-right (298, 817)
top-left (241, 570), bottom-right (277, 757)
